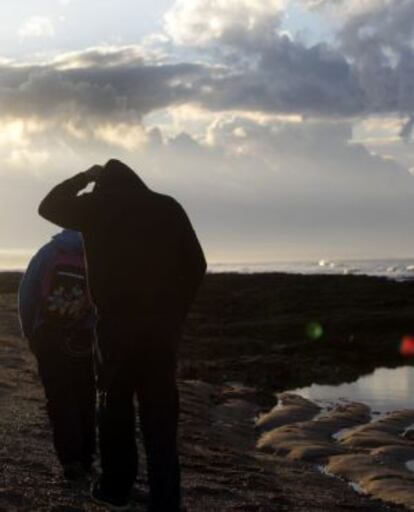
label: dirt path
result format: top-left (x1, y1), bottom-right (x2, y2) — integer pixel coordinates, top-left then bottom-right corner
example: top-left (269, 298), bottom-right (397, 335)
top-left (0, 294), bottom-right (408, 511)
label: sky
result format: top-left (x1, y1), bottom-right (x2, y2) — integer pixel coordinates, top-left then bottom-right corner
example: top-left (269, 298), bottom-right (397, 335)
top-left (1, 0), bottom-right (414, 266)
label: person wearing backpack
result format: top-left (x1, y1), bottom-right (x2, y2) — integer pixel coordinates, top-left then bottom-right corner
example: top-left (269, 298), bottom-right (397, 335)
top-left (18, 229), bottom-right (96, 481)
top-left (38, 160), bottom-right (206, 512)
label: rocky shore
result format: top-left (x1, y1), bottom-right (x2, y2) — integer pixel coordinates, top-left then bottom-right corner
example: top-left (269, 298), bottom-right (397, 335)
top-left (0, 271), bottom-right (413, 511)
top-left (257, 394), bottom-right (414, 510)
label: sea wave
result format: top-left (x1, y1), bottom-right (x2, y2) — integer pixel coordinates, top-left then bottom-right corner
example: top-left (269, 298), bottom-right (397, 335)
top-left (208, 259), bottom-right (414, 281)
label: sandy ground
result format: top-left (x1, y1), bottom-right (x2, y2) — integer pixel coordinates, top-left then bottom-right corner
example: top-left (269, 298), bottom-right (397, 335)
top-left (0, 272), bottom-right (412, 511)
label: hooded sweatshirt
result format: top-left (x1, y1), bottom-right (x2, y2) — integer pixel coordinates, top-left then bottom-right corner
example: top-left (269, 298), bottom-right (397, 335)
top-left (38, 159), bottom-right (206, 333)
top-left (18, 229), bottom-right (92, 339)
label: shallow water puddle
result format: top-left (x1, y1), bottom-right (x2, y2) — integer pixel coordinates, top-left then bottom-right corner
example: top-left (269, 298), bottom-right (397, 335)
top-left (257, 368), bottom-right (414, 509)
top-left (288, 366), bottom-right (414, 414)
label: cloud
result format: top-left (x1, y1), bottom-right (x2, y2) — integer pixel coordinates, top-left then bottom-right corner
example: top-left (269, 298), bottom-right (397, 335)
top-left (165, 0), bottom-right (287, 46)
top-left (197, 37), bottom-right (363, 117)
top-left (1, 103), bottom-right (414, 259)
top-left (0, 47), bottom-right (207, 126)
top-left (51, 45), bottom-right (163, 70)
top-left (153, 117), bottom-right (414, 260)
top-left (0, 118), bottom-right (44, 148)
top-left (18, 16), bottom-right (55, 39)
top-left (0, 40), bottom-right (361, 130)
top-left (400, 116), bottom-right (414, 141)
top-left (163, 0), bottom-right (414, 127)
top-left (64, 117), bottom-right (414, 258)
top-left (337, 0), bottom-right (414, 137)
top-left (94, 123), bottom-right (149, 150)
top-left (2, 0), bottom-right (414, 262)
top-left (0, 0), bottom-right (413, 151)
top-left (6, 149), bottom-right (50, 170)
top-left (302, 0), bottom-right (386, 16)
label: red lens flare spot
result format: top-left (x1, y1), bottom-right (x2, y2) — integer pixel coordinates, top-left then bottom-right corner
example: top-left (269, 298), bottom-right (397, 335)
top-left (400, 336), bottom-right (414, 357)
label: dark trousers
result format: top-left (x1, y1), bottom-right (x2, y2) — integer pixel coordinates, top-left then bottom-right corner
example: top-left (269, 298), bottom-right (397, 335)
top-left (33, 326), bottom-right (96, 468)
top-left (96, 322), bottom-right (181, 511)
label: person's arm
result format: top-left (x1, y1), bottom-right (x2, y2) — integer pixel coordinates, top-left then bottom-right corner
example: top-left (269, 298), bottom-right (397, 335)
top-left (38, 165), bottom-right (102, 230)
top-left (178, 205), bottom-right (207, 320)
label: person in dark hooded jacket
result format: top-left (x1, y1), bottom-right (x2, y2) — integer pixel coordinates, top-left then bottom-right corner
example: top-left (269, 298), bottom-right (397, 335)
top-left (38, 159), bottom-right (207, 511)
top-left (18, 229), bottom-right (96, 480)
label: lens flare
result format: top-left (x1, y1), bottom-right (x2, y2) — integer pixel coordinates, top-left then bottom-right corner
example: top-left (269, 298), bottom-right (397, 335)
top-left (306, 322), bottom-right (324, 340)
top-left (400, 336), bottom-right (414, 357)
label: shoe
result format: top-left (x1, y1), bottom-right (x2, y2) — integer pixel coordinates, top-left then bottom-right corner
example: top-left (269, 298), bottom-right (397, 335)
top-left (63, 462), bottom-right (88, 481)
top-left (91, 480), bottom-right (130, 511)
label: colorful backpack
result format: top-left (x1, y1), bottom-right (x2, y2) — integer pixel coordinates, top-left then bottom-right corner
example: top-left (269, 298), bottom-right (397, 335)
top-left (40, 249), bottom-right (92, 327)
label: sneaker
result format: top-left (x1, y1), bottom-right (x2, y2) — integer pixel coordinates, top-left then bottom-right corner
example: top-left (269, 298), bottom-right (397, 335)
top-left (63, 462), bottom-right (89, 481)
top-left (91, 481), bottom-right (130, 511)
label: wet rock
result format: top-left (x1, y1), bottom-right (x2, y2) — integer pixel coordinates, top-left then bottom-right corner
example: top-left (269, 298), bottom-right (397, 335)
top-left (327, 453), bottom-right (408, 485)
top-left (368, 478), bottom-right (414, 511)
top-left (370, 445), bottom-right (414, 465)
top-left (404, 429), bottom-right (414, 441)
top-left (340, 410), bottom-right (414, 450)
top-left (214, 399), bottom-right (259, 424)
top-left (255, 393), bottom-right (320, 433)
top-left (221, 382), bottom-right (258, 403)
top-left (327, 453), bottom-right (414, 510)
top-left (257, 400), bottom-right (371, 462)
top-left (258, 399), bottom-right (414, 509)
top-left (181, 380), bottom-right (217, 399)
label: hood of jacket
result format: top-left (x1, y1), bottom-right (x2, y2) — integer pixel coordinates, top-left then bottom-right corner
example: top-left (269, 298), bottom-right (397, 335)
top-left (94, 159), bottom-right (149, 194)
top-left (51, 229), bottom-right (84, 253)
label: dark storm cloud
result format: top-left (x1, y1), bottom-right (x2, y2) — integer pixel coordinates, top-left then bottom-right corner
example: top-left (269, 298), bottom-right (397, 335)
top-left (338, 0), bottom-right (414, 136)
top-left (187, 0), bottom-right (414, 122)
top-left (165, 0), bottom-right (414, 124)
top-left (0, 41), bottom-right (363, 122)
top-left (0, 52), bottom-right (207, 122)
top-left (195, 36), bottom-right (364, 116)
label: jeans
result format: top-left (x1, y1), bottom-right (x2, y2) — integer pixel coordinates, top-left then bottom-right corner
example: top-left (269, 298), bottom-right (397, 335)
top-left (96, 321), bottom-right (181, 511)
top-left (32, 325), bottom-right (96, 468)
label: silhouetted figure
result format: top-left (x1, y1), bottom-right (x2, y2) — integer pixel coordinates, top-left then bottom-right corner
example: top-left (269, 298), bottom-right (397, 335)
top-left (18, 229), bottom-right (96, 480)
top-left (39, 160), bottom-right (207, 511)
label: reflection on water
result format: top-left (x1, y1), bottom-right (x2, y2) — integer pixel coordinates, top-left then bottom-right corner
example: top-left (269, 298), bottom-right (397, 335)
top-left (289, 366), bottom-right (414, 414)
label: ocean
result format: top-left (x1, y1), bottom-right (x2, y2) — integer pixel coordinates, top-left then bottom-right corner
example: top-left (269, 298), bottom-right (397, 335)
top-left (2, 251), bottom-right (414, 280)
top-left (208, 258), bottom-right (414, 281)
